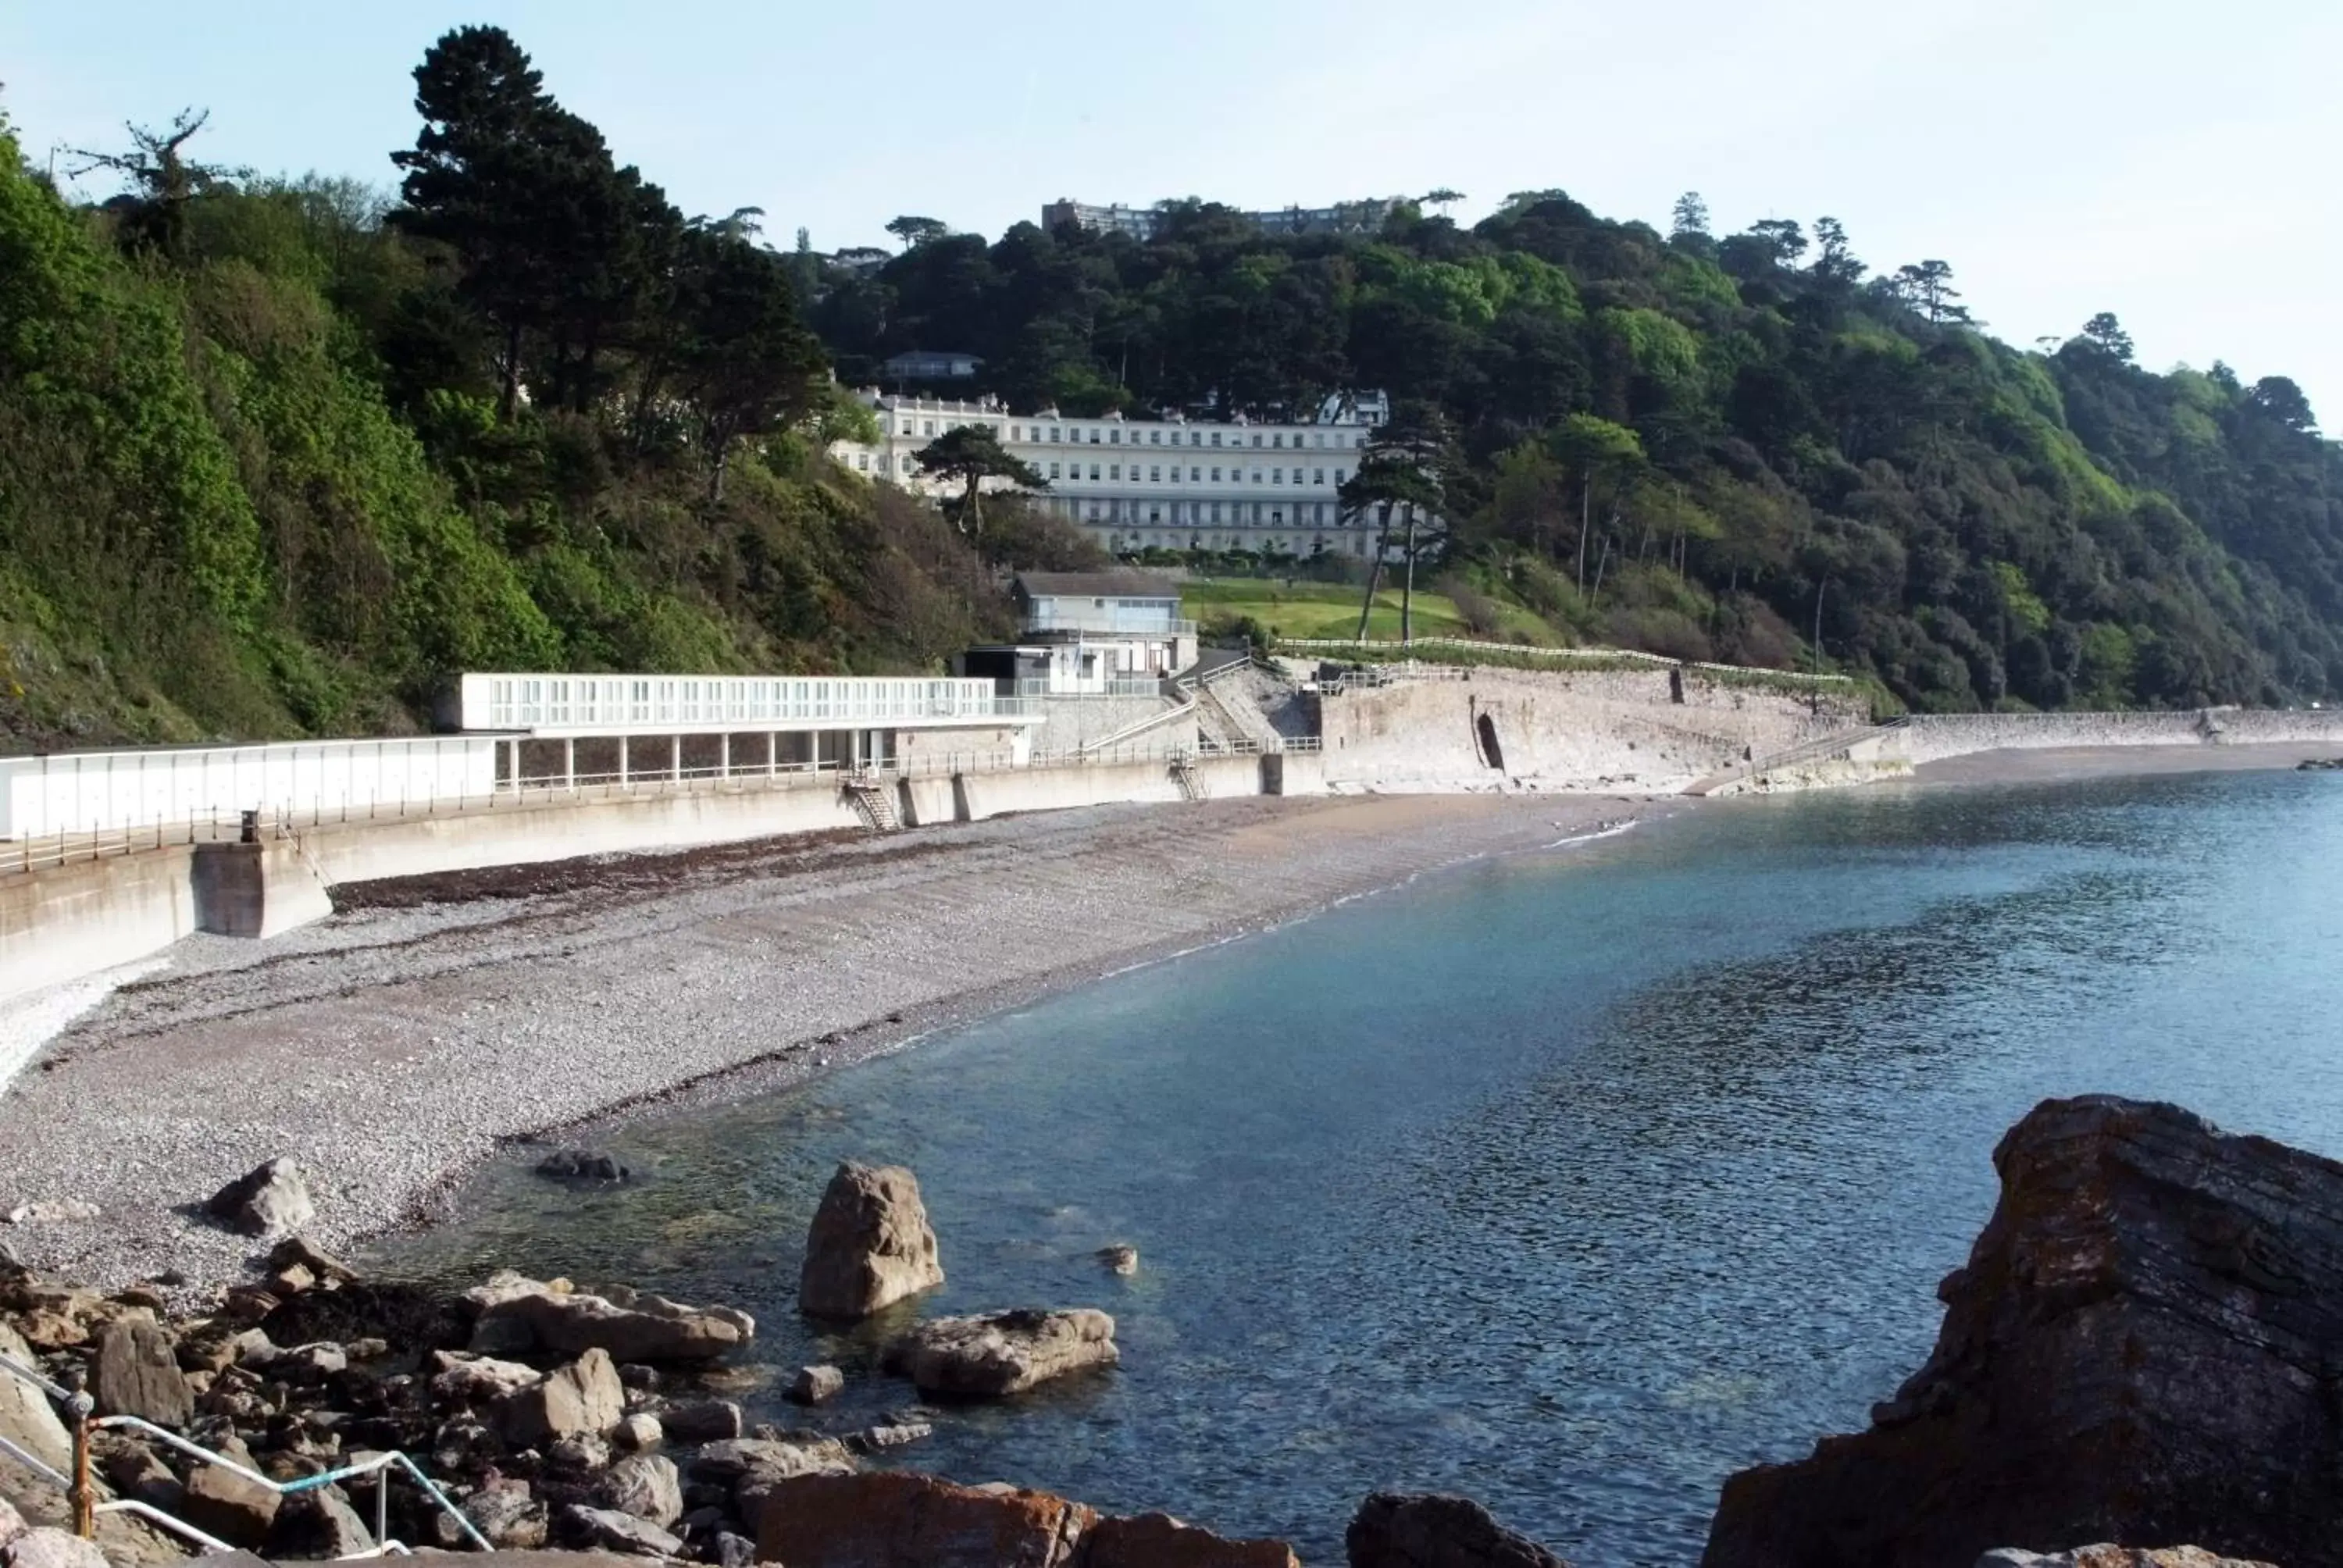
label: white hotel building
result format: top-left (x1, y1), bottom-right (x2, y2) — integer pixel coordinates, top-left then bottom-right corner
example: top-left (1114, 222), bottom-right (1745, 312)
top-left (826, 390), bottom-right (1394, 558)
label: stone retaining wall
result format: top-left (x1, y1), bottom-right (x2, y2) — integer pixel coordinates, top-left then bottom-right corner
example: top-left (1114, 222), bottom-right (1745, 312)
top-left (1318, 666), bottom-right (1866, 791)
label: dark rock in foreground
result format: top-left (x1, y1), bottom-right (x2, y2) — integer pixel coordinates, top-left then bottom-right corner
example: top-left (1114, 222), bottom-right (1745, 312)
top-left (1347, 1492), bottom-right (1571, 1568)
top-left (1703, 1095), bottom-right (2343, 1568)
top-left (756, 1470), bottom-right (1297, 1568)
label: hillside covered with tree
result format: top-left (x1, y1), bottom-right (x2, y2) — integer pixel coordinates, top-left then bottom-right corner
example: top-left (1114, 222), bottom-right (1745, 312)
top-left (822, 193), bottom-right (2343, 711)
top-left (0, 28), bottom-right (1092, 749)
top-left (4, 26), bottom-right (2340, 749)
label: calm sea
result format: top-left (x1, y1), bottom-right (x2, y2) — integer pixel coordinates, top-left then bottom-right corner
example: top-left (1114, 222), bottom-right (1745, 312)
top-left (375, 771), bottom-right (2343, 1566)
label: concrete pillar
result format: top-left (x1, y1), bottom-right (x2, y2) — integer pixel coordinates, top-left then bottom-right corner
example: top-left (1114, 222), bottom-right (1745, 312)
top-left (619, 736), bottom-right (629, 787)
top-left (565, 738), bottom-right (576, 791)
top-left (720, 732), bottom-right (730, 781)
top-left (766, 732), bottom-right (777, 776)
top-left (670, 734), bottom-right (681, 782)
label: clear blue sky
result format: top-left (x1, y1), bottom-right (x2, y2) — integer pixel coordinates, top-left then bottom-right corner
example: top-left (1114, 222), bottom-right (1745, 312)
top-left (8, 0), bottom-right (2338, 422)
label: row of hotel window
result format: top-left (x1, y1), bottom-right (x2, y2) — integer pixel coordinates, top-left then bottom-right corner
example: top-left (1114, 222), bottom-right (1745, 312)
top-left (847, 451), bottom-right (1347, 488)
top-left (1051, 499), bottom-right (1350, 526)
top-left (1109, 533), bottom-right (1375, 556)
top-left (895, 419), bottom-right (1368, 451)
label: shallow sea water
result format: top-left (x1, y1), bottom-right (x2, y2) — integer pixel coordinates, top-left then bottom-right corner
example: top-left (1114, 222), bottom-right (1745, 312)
top-left (375, 771), bottom-right (2343, 1566)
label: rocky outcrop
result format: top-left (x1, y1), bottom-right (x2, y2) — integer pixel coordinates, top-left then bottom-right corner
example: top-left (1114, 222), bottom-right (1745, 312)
top-left (89, 1319), bottom-right (191, 1427)
top-left (755, 1473), bottom-right (1299, 1568)
top-left (1097, 1245), bottom-right (1140, 1277)
top-left (1346, 1493), bottom-right (1571, 1568)
top-left (205, 1156), bottom-right (316, 1238)
top-left (1704, 1096), bottom-right (2343, 1568)
top-left (883, 1307), bottom-right (1118, 1396)
top-left (467, 1271), bottom-right (753, 1363)
top-left (1978, 1552), bottom-right (2280, 1568)
top-left (799, 1162), bottom-right (945, 1318)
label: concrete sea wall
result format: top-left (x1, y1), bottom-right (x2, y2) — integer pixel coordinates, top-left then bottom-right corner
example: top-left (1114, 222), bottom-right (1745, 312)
top-left (1851, 708), bottom-right (2343, 765)
top-left (0, 754), bottom-right (1314, 1004)
top-left (1318, 667), bottom-right (1868, 792)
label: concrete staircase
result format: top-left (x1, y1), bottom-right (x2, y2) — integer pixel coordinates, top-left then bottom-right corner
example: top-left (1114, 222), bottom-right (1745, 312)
top-left (1683, 718), bottom-right (1904, 796)
top-left (1170, 756), bottom-right (1206, 801)
top-left (846, 777), bottom-right (902, 831)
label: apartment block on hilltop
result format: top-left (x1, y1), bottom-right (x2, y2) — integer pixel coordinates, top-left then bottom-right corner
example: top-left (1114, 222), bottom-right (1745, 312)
top-left (826, 389), bottom-right (1405, 558)
top-left (1041, 197), bottom-right (1402, 241)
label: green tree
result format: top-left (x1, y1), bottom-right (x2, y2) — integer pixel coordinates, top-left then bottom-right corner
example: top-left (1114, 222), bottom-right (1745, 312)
top-left (1810, 216), bottom-right (1864, 285)
top-left (886, 215), bottom-right (949, 249)
top-left (672, 225), bottom-right (827, 502)
top-left (1671, 191), bottom-right (1711, 241)
top-left (912, 422), bottom-right (1046, 534)
top-left (1894, 259), bottom-right (1968, 323)
top-left (2079, 312), bottom-right (2134, 362)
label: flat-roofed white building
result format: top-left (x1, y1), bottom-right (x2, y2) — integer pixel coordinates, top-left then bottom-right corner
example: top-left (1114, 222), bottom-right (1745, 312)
top-left (827, 390), bottom-right (1402, 559)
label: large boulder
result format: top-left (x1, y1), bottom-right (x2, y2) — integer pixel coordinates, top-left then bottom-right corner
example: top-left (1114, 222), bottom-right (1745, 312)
top-left (1704, 1096), bottom-right (2343, 1568)
top-left (205, 1156), bottom-right (316, 1238)
top-left (89, 1319), bottom-right (192, 1427)
top-left (600, 1453), bottom-right (684, 1528)
top-left (757, 1471), bottom-right (1095, 1568)
top-left (799, 1162), bottom-right (944, 1318)
top-left (0, 1323), bottom-right (72, 1476)
top-left (502, 1347), bottom-right (625, 1446)
top-left (180, 1460), bottom-right (284, 1548)
top-left (883, 1308), bottom-right (1118, 1396)
top-left (467, 1272), bottom-right (752, 1363)
top-left (1347, 1494), bottom-right (1571, 1568)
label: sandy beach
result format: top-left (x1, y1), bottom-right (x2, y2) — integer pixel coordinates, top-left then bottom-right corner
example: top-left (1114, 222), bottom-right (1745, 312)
top-left (2, 736), bottom-right (2331, 1294)
top-left (0, 789), bottom-right (1664, 1292)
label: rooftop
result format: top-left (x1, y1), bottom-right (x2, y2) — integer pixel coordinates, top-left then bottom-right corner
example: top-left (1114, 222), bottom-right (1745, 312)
top-left (1014, 571), bottom-right (1183, 600)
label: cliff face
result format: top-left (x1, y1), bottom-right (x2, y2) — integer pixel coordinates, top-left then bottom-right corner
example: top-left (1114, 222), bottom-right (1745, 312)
top-left (1703, 1095), bottom-right (2343, 1568)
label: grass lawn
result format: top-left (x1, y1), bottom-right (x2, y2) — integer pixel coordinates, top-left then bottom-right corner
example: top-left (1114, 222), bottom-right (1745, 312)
top-left (1182, 579), bottom-right (1556, 644)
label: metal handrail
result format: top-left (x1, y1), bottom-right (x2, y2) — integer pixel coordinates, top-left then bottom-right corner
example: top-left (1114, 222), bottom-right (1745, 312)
top-left (0, 1351), bottom-right (483, 1553)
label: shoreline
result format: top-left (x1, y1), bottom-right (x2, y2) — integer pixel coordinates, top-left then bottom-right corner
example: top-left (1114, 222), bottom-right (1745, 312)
top-left (2, 736), bottom-right (2332, 1295)
top-left (0, 790), bottom-right (1682, 1293)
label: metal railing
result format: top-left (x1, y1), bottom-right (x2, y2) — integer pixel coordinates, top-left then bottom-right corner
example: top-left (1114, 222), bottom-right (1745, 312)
top-left (0, 723), bottom-right (1333, 874)
top-left (0, 1347), bottom-right (476, 1555)
top-left (1280, 636), bottom-right (1857, 684)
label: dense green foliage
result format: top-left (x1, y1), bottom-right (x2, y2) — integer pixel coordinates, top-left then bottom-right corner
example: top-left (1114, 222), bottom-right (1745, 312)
top-left (7, 34), bottom-right (2340, 744)
top-left (821, 195), bottom-right (2343, 711)
top-left (0, 37), bottom-right (1051, 748)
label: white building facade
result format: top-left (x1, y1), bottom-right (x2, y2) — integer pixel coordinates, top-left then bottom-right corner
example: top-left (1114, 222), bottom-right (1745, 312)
top-left (828, 390), bottom-right (1396, 558)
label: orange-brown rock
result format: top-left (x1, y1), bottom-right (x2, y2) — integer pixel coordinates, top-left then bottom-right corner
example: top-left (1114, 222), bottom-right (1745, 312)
top-left (1086, 1511), bottom-right (1300, 1568)
top-left (758, 1471), bottom-right (1094, 1568)
top-left (754, 1472), bottom-right (1300, 1568)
